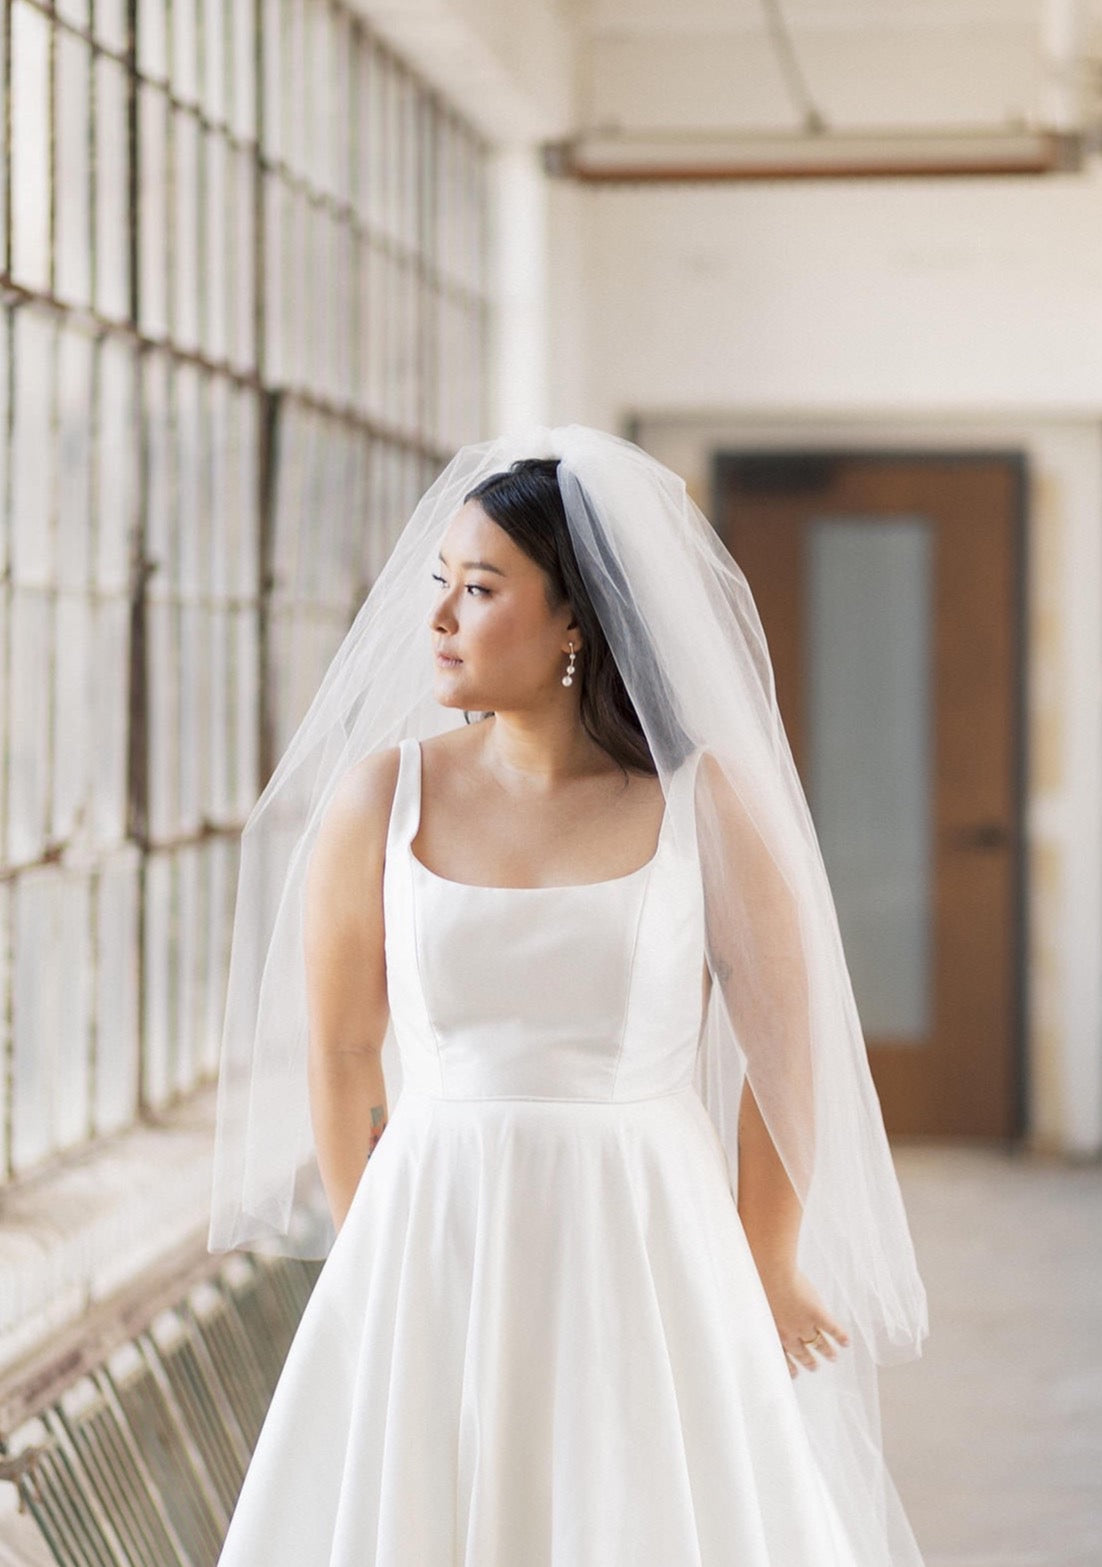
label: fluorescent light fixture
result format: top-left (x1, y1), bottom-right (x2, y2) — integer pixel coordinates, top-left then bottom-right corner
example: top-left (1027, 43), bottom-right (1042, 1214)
top-left (541, 127), bottom-right (1087, 182)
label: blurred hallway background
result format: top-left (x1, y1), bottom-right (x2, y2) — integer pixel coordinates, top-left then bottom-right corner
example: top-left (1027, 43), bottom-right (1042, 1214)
top-left (0, 0), bottom-right (1099, 1562)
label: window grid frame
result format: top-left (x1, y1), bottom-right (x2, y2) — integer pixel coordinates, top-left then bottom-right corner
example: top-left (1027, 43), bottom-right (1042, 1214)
top-left (0, 0), bottom-right (491, 1179)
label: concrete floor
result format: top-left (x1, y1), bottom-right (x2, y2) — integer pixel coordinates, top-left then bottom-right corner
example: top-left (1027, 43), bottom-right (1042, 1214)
top-left (880, 1143), bottom-right (1102, 1567)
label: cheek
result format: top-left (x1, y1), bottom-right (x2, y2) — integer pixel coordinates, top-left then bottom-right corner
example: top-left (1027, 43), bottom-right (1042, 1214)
top-left (461, 593), bottom-right (556, 672)
top-left (469, 600), bottom-right (528, 654)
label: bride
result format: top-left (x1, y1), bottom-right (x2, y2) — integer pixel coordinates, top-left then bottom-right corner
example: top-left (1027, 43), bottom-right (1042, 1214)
top-left (210, 425), bottom-right (929, 1566)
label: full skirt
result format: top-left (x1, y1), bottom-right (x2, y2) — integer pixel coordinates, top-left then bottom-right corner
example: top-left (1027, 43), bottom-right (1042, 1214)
top-left (216, 1084), bottom-right (859, 1566)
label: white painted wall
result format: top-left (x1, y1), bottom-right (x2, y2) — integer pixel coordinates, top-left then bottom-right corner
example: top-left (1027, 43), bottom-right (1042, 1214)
top-left (555, 161), bottom-right (1102, 426)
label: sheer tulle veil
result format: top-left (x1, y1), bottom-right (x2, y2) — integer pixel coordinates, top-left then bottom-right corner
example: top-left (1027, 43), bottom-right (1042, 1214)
top-left (209, 422), bottom-right (929, 1567)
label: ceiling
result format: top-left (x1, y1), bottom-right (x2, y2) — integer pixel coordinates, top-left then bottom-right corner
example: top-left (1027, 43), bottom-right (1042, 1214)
top-left (355, 0), bottom-right (1102, 172)
top-left (563, 0), bottom-right (1102, 137)
top-left (528, 0), bottom-right (1102, 179)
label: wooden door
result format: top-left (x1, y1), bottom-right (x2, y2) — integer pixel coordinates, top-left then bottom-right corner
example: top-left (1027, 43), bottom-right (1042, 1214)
top-left (715, 452), bottom-right (1025, 1140)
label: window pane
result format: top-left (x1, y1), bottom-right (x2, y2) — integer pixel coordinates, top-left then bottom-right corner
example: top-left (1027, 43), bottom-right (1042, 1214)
top-left (807, 517), bottom-right (934, 1041)
top-left (8, 594), bottom-right (51, 864)
top-left (139, 85), bottom-right (170, 337)
top-left (204, 130), bottom-right (228, 360)
top-left (231, 147), bottom-right (255, 371)
top-left (90, 598), bottom-right (130, 844)
top-left (12, 309), bottom-right (54, 588)
top-left (56, 0), bottom-right (89, 34)
top-left (56, 34), bottom-right (92, 307)
top-left (283, 0), bottom-right (306, 176)
top-left (173, 109), bottom-right (201, 349)
top-left (174, 847), bottom-right (200, 1088)
top-left (260, 0), bottom-right (282, 157)
top-left (10, 1), bottom-right (51, 294)
top-left (305, 0), bottom-right (327, 190)
top-left (95, 0), bottom-right (128, 52)
top-left (230, 386), bottom-right (259, 598)
top-left (95, 55), bottom-right (130, 320)
top-left (332, 11), bottom-right (353, 205)
top-left (142, 855), bottom-right (174, 1107)
top-left (202, 0), bottom-right (226, 123)
top-left (231, 0), bottom-right (256, 141)
top-left (172, 0), bottom-right (199, 103)
top-left (138, 0), bottom-right (168, 78)
top-left (54, 595), bottom-right (93, 840)
top-left (176, 364), bottom-right (204, 595)
top-left (0, 18), bottom-right (7, 271)
top-left (146, 597), bottom-right (179, 842)
top-left (263, 173), bottom-right (286, 382)
top-left (94, 852), bottom-right (141, 1134)
top-left (12, 875), bottom-right (60, 1169)
top-left (95, 336), bottom-right (136, 592)
top-left (56, 327), bottom-right (94, 591)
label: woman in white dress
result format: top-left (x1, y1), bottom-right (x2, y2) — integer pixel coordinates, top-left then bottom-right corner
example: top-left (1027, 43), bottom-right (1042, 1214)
top-left (209, 427), bottom-right (929, 1566)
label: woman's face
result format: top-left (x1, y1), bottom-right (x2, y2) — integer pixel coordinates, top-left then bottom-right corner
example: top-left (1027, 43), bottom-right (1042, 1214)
top-left (428, 500), bottom-right (578, 712)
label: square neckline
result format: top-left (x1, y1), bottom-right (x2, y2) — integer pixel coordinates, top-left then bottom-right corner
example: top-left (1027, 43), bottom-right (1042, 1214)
top-left (404, 737), bottom-right (669, 893)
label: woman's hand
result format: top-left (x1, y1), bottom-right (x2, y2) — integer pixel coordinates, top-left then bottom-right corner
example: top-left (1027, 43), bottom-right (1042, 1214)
top-left (754, 1260), bottom-right (851, 1378)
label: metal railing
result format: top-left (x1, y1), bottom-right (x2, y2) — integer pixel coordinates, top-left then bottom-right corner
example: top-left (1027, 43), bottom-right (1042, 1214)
top-left (0, 1234), bottom-right (322, 1564)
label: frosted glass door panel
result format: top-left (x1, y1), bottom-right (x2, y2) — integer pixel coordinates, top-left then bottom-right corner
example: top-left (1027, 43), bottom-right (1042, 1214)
top-left (807, 518), bottom-right (932, 1042)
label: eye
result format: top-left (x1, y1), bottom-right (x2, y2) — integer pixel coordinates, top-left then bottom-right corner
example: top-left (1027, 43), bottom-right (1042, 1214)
top-left (431, 572), bottom-right (490, 596)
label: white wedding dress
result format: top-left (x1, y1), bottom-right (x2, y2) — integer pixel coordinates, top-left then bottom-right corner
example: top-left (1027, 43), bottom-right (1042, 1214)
top-left (216, 736), bottom-right (863, 1565)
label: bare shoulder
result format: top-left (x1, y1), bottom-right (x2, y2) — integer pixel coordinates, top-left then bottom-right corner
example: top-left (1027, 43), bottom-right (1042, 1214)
top-left (335, 743), bottom-right (404, 821)
top-left (416, 722), bottom-right (491, 796)
top-left (696, 747), bottom-right (746, 800)
top-left (694, 746), bottom-right (769, 860)
top-left (419, 723), bottom-right (486, 766)
top-left (695, 747), bottom-right (726, 798)
top-left (694, 746), bottom-right (749, 825)
top-left (308, 744), bottom-right (403, 891)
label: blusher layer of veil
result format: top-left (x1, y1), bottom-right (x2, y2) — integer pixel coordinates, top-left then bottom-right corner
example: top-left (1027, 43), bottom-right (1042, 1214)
top-left (209, 423), bottom-right (929, 1566)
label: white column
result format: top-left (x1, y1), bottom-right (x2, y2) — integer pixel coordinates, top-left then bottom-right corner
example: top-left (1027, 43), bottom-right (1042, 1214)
top-left (487, 144), bottom-right (550, 436)
top-left (1038, 0), bottom-right (1083, 130)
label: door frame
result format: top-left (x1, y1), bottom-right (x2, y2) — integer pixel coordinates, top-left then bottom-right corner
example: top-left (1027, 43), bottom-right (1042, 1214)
top-left (710, 446), bottom-right (1030, 1144)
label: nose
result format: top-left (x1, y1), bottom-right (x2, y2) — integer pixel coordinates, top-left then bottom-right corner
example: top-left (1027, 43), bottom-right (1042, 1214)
top-left (429, 587), bottom-right (457, 635)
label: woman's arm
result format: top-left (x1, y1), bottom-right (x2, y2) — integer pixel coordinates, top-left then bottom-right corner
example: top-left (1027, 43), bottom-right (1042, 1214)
top-left (696, 751), bottom-right (848, 1373)
top-left (737, 1076), bottom-right (802, 1279)
top-left (303, 748), bottom-right (399, 1234)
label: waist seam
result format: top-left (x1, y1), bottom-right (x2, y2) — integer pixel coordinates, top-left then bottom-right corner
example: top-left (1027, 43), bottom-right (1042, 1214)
top-left (399, 1084), bottom-right (697, 1105)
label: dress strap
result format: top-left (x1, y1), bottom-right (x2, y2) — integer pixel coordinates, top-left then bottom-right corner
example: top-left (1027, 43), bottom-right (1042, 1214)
top-left (390, 736), bottom-right (700, 860)
top-left (387, 737), bottom-right (423, 852)
top-left (665, 743), bottom-right (704, 809)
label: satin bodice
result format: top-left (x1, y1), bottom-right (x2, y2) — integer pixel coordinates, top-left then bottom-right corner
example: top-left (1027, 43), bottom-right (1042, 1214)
top-left (383, 738), bottom-right (706, 1101)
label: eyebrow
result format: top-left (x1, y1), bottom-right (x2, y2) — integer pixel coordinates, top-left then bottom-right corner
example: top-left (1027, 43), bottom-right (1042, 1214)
top-left (437, 550), bottom-right (507, 576)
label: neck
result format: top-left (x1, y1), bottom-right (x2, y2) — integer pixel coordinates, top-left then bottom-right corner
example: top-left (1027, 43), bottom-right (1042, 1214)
top-left (476, 712), bottom-right (602, 789)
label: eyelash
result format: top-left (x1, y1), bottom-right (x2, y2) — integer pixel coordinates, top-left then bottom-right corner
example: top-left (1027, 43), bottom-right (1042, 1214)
top-left (431, 572), bottom-right (491, 597)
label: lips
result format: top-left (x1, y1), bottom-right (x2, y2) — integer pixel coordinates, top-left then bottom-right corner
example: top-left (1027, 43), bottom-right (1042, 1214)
top-left (435, 651), bottom-right (462, 665)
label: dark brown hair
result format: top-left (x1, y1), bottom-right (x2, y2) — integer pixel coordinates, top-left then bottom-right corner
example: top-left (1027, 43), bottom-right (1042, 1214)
top-left (461, 458), bottom-right (655, 776)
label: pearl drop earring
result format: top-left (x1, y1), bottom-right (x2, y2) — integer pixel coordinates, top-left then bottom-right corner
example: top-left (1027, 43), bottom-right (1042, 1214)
top-left (562, 643), bottom-right (576, 687)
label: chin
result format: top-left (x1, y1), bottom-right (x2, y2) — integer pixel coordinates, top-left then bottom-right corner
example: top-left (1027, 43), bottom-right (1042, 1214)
top-left (436, 686), bottom-right (477, 710)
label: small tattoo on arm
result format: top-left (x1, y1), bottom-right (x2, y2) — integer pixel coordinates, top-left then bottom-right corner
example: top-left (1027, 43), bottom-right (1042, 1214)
top-left (368, 1103), bottom-right (387, 1155)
